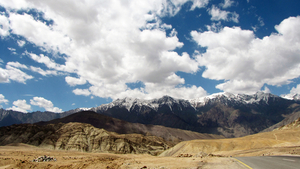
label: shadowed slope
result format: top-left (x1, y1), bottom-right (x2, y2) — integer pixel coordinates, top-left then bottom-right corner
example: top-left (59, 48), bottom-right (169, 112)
top-left (0, 122), bottom-right (173, 155)
top-left (36, 111), bottom-right (224, 144)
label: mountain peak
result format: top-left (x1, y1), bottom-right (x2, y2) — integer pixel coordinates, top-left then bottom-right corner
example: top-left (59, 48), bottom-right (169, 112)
top-left (157, 95), bottom-right (177, 103)
top-left (189, 91), bottom-right (281, 107)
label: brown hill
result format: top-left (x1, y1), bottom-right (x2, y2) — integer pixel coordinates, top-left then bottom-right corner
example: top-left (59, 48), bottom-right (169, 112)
top-left (275, 117), bottom-right (300, 130)
top-left (262, 103), bottom-right (300, 132)
top-left (37, 111), bottom-right (224, 144)
top-left (0, 122), bottom-right (173, 155)
top-left (160, 117), bottom-right (300, 157)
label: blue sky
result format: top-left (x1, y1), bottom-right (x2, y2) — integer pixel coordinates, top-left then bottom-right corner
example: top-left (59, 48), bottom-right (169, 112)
top-left (1, 0), bottom-right (300, 113)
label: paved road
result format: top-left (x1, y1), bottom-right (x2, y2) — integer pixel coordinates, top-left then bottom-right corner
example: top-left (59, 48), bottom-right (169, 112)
top-left (235, 156), bottom-right (300, 169)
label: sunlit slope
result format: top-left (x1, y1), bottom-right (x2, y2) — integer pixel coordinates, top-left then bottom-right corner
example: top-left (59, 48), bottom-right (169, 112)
top-left (160, 118), bottom-right (300, 157)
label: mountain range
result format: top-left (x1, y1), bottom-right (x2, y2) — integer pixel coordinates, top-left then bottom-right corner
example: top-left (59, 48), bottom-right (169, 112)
top-left (1, 92), bottom-right (300, 137)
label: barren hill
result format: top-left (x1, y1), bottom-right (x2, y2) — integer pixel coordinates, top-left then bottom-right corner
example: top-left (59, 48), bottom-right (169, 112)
top-left (160, 117), bottom-right (300, 157)
top-left (37, 111), bottom-right (223, 144)
top-left (0, 122), bottom-right (173, 155)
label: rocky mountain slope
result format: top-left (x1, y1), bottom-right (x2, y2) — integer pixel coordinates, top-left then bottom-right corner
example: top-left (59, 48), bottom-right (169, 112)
top-left (2, 92), bottom-right (300, 138)
top-left (0, 108), bottom-right (77, 127)
top-left (91, 92), bottom-right (300, 137)
top-left (262, 103), bottom-right (300, 132)
top-left (160, 117), bottom-right (300, 157)
top-left (0, 122), bottom-right (172, 155)
top-left (37, 111), bottom-right (224, 144)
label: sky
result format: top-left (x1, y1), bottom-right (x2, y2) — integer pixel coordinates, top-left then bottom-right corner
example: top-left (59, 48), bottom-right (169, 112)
top-left (1, 0), bottom-right (300, 113)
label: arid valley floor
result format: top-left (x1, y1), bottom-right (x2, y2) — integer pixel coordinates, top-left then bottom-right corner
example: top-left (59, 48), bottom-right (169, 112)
top-left (1, 114), bottom-right (300, 168)
top-left (0, 141), bottom-right (300, 169)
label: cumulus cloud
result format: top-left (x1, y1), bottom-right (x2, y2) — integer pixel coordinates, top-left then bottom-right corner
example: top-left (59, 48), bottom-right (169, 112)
top-left (0, 94), bottom-right (9, 107)
top-left (0, 68), bottom-right (9, 83)
top-left (262, 86), bottom-right (271, 93)
top-left (192, 16), bottom-right (300, 94)
top-left (0, 0), bottom-right (210, 100)
top-left (65, 76), bottom-right (86, 86)
top-left (208, 5), bottom-right (239, 23)
top-left (73, 88), bottom-right (91, 96)
top-left (30, 66), bottom-right (57, 76)
top-left (7, 99), bottom-right (31, 113)
top-left (220, 0), bottom-right (234, 8)
top-left (0, 62), bottom-right (33, 84)
top-left (27, 53), bottom-right (67, 71)
top-left (289, 85), bottom-right (300, 95)
top-left (0, 14), bottom-right (10, 37)
top-left (9, 13), bottom-right (71, 52)
top-left (30, 97), bottom-right (62, 113)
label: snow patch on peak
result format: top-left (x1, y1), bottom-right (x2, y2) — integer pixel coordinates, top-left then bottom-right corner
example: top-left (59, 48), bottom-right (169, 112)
top-left (189, 92), bottom-right (279, 107)
top-left (94, 95), bottom-right (190, 112)
top-left (97, 97), bottom-right (138, 111)
top-left (282, 93), bottom-right (300, 100)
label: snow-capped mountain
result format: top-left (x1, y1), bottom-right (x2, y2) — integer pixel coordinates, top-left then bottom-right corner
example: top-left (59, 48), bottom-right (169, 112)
top-left (2, 92), bottom-right (300, 138)
top-left (281, 93), bottom-right (300, 101)
top-left (86, 92), bottom-right (300, 138)
top-left (93, 92), bottom-right (283, 112)
top-left (91, 95), bottom-right (191, 112)
top-left (189, 91), bottom-right (282, 107)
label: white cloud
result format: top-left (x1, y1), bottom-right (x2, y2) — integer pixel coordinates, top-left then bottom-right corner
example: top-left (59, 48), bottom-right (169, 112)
top-left (282, 84), bottom-right (300, 99)
top-left (220, 0), bottom-right (234, 8)
top-left (208, 5), bottom-right (239, 23)
top-left (30, 66), bottom-right (57, 76)
top-left (289, 85), bottom-right (300, 95)
top-left (252, 16), bottom-right (265, 32)
top-left (7, 62), bottom-right (28, 69)
top-left (0, 94), bottom-right (9, 107)
top-left (7, 47), bottom-right (16, 52)
top-left (190, 0), bottom-right (209, 10)
top-left (30, 97), bottom-right (62, 113)
top-left (192, 16), bottom-right (300, 94)
top-left (27, 53), bottom-right (69, 72)
top-left (0, 14), bottom-right (10, 37)
top-left (0, 68), bottom-right (9, 83)
top-left (0, 0), bottom-right (209, 100)
top-left (206, 21), bottom-right (222, 32)
top-left (1, 62), bottom-right (34, 84)
top-left (65, 76), bottom-right (86, 86)
top-left (7, 99), bottom-right (31, 113)
top-left (17, 40), bottom-right (26, 47)
top-left (262, 86), bottom-right (271, 93)
top-left (9, 13), bottom-right (71, 53)
top-left (72, 88), bottom-right (91, 96)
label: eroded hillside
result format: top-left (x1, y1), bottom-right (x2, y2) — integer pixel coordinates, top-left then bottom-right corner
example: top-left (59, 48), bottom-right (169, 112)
top-left (0, 122), bottom-right (172, 155)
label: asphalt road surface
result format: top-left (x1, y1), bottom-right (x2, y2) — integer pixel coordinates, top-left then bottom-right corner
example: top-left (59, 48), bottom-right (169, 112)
top-left (235, 156), bottom-right (300, 169)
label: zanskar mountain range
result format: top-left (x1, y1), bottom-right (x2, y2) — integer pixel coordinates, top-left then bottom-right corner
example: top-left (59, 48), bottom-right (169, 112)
top-left (1, 92), bottom-right (300, 138)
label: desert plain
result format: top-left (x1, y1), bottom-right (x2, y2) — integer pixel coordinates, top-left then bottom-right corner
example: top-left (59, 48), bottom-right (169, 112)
top-left (0, 135), bottom-right (300, 169)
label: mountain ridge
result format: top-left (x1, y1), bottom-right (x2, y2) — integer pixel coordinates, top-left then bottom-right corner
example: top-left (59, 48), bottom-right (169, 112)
top-left (0, 122), bottom-right (173, 155)
top-left (36, 111), bottom-right (223, 144)
top-left (2, 92), bottom-right (300, 138)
